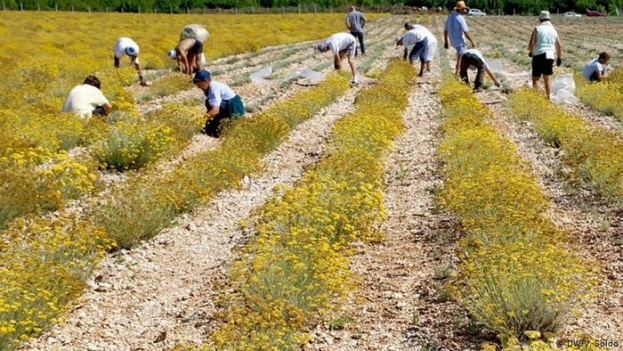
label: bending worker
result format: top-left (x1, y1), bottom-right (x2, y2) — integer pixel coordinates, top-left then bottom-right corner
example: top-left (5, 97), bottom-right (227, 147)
top-left (458, 48), bottom-right (501, 92)
top-left (113, 37), bottom-right (147, 86)
top-left (62, 75), bottom-right (112, 118)
top-left (316, 32), bottom-right (359, 84)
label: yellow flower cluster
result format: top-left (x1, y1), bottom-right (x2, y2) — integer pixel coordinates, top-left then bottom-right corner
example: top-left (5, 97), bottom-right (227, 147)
top-left (509, 89), bottom-right (623, 202)
top-left (93, 73), bottom-right (350, 249)
top-left (576, 71), bottom-right (623, 119)
top-left (439, 78), bottom-right (598, 341)
top-left (0, 214), bottom-right (113, 349)
top-left (207, 60), bottom-right (413, 350)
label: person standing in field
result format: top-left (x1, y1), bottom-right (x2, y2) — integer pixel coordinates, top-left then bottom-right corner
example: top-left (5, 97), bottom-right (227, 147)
top-left (192, 70), bottom-right (245, 138)
top-left (346, 5), bottom-right (367, 57)
top-left (527, 10), bottom-right (563, 100)
top-left (444, 1), bottom-right (476, 76)
top-left (113, 37), bottom-right (148, 86)
top-left (458, 48), bottom-right (501, 92)
top-left (62, 75), bottom-right (112, 118)
top-left (403, 21), bottom-right (438, 76)
top-left (316, 32), bottom-right (359, 84)
top-left (582, 52), bottom-right (609, 82)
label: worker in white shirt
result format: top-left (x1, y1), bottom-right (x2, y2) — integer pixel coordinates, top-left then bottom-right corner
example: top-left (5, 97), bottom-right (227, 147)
top-left (192, 70), bottom-right (245, 137)
top-left (582, 52), bottom-right (610, 82)
top-left (401, 22), bottom-right (438, 76)
top-left (62, 75), bottom-right (112, 118)
top-left (316, 32), bottom-right (359, 84)
top-left (459, 48), bottom-right (501, 92)
top-left (113, 37), bottom-right (148, 86)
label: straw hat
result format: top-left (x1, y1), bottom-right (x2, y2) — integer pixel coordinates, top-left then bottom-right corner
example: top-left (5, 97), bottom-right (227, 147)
top-left (454, 1), bottom-right (469, 10)
top-left (538, 10), bottom-right (551, 21)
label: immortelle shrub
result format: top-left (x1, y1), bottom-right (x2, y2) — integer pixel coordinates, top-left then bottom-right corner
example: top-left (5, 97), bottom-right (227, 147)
top-left (0, 214), bottom-right (112, 349)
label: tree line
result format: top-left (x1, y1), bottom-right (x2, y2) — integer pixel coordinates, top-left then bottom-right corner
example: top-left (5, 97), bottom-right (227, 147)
top-left (3, 0), bottom-right (622, 15)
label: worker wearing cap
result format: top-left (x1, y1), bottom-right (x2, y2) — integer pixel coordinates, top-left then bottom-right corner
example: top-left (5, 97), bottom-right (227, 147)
top-left (113, 37), bottom-right (147, 86)
top-left (192, 70), bottom-right (245, 137)
top-left (459, 48), bottom-right (501, 92)
top-left (402, 22), bottom-right (437, 76)
top-left (62, 75), bottom-right (112, 118)
top-left (444, 1), bottom-right (476, 76)
top-left (316, 32), bottom-right (359, 84)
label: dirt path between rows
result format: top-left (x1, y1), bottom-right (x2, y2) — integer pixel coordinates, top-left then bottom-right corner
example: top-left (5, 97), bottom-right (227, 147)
top-left (25, 40), bottom-right (403, 350)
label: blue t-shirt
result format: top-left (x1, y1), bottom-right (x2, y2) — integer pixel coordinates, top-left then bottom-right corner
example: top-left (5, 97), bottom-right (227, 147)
top-left (444, 12), bottom-right (468, 47)
top-left (346, 11), bottom-right (366, 33)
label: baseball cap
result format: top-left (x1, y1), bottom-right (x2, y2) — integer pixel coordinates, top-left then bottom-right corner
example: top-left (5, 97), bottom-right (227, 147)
top-left (192, 70), bottom-right (211, 83)
top-left (316, 43), bottom-right (329, 52)
top-left (125, 46), bottom-right (137, 56)
top-left (167, 49), bottom-right (177, 59)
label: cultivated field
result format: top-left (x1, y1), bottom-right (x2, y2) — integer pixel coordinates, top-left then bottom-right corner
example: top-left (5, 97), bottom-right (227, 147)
top-left (1, 11), bottom-right (622, 351)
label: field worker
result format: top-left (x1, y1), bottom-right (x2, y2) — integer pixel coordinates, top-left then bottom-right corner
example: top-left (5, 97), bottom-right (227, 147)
top-left (171, 37), bottom-right (204, 75)
top-left (527, 10), bottom-right (563, 100)
top-left (62, 75), bottom-right (112, 118)
top-left (346, 5), bottom-right (367, 57)
top-left (403, 21), bottom-right (438, 75)
top-left (444, 1), bottom-right (476, 75)
top-left (458, 48), bottom-right (501, 92)
top-left (113, 37), bottom-right (148, 86)
top-left (192, 70), bottom-right (245, 138)
top-left (168, 49), bottom-right (206, 74)
top-left (396, 24), bottom-right (430, 77)
top-left (582, 52), bottom-right (610, 82)
top-left (316, 32), bottom-right (359, 84)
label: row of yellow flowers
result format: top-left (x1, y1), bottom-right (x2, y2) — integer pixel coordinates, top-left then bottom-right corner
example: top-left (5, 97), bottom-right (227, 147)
top-left (0, 72), bottom-right (350, 351)
top-left (438, 78), bottom-right (602, 350)
top-left (575, 70), bottom-right (623, 122)
top-left (508, 89), bottom-right (623, 203)
top-left (188, 60), bottom-right (414, 350)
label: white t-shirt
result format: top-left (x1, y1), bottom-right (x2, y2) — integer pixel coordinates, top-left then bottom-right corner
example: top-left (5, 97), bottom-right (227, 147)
top-left (412, 24), bottom-right (437, 44)
top-left (463, 49), bottom-right (490, 69)
top-left (62, 84), bottom-right (110, 118)
top-left (326, 33), bottom-right (356, 54)
top-left (206, 81), bottom-right (237, 108)
top-left (114, 37), bottom-right (140, 64)
top-left (400, 28), bottom-right (427, 47)
top-left (532, 22), bottom-right (558, 58)
top-left (582, 59), bottom-right (605, 80)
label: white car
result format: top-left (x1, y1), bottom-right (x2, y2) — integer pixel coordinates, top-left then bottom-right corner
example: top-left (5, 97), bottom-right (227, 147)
top-left (467, 8), bottom-right (486, 16)
top-left (563, 11), bottom-right (582, 17)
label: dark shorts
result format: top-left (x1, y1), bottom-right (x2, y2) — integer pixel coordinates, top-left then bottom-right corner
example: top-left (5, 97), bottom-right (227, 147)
top-left (409, 37), bottom-right (429, 62)
top-left (203, 95), bottom-right (245, 137)
top-left (532, 53), bottom-right (554, 77)
top-left (188, 40), bottom-right (203, 55)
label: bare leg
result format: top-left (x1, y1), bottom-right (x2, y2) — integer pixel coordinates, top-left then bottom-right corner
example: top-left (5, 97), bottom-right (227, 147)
top-left (348, 55), bottom-right (358, 82)
top-left (455, 54), bottom-right (461, 76)
top-left (543, 75), bottom-right (552, 100)
top-left (532, 76), bottom-right (540, 91)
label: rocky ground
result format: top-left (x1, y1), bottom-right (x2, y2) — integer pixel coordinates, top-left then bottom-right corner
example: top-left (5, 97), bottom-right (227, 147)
top-left (23, 15), bottom-right (623, 351)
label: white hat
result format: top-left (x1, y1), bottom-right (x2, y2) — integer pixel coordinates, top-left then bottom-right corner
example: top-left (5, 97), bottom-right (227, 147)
top-left (539, 10), bottom-right (551, 21)
top-left (125, 46), bottom-right (137, 56)
top-left (167, 49), bottom-right (177, 59)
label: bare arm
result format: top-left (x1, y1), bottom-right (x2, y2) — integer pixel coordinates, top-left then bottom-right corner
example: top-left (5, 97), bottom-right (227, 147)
top-left (555, 35), bottom-right (563, 58)
top-left (464, 31), bottom-right (475, 47)
top-left (485, 66), bottom-right (500, 86)
top-left (528, 29), bottom-right (536, 54)
top-left (114, 56), bottom-right (120, 68)
top-left (207, 105), bottom-right (220, 118)
top-left (102, 103), bottom-right (112, 116)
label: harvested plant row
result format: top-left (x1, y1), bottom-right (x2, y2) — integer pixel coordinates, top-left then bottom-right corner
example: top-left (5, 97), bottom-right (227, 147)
top-left (438, 78), bottom-right (601, 349)
top-left (201, 59), bottom-right (414, 350)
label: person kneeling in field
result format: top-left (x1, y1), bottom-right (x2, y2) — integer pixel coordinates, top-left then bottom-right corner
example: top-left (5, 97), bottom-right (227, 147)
top-left (582, 52), bottom-right (610, 82)
top-left (458, 48), bottom-right (501, 92)
top-left (62, 75), bottom-right (112, 118)
top-left (316, 32), bottom-right (359, 84)
top-left (192, 70), bottom-right (245, 138)
top-left (113, 37), bottom-right (149, 86)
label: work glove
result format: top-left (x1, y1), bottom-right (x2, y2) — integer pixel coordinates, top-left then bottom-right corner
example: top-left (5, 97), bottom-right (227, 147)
top-left (444, 42), bottom-right (449, 49)
top-left (528, 52), bottom-right (533, 57)
top-left (556, 58), bottom-right (562, 67)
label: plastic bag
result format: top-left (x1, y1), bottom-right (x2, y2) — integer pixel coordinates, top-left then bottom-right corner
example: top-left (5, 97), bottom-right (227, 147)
top-left (250, 66), bottom-right (273, 83)
top-left (180, 24), bottom-right (209, 43)
top-left (551, 73), bottom-right (578, 104)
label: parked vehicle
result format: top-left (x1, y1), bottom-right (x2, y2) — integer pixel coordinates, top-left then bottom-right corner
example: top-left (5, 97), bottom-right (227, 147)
top-left (563, 11), bottom-right (582, 17)
top-left (467, 8), bottom-right (486, 16)
top-left (586, 10), bottom-right (607, 17)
